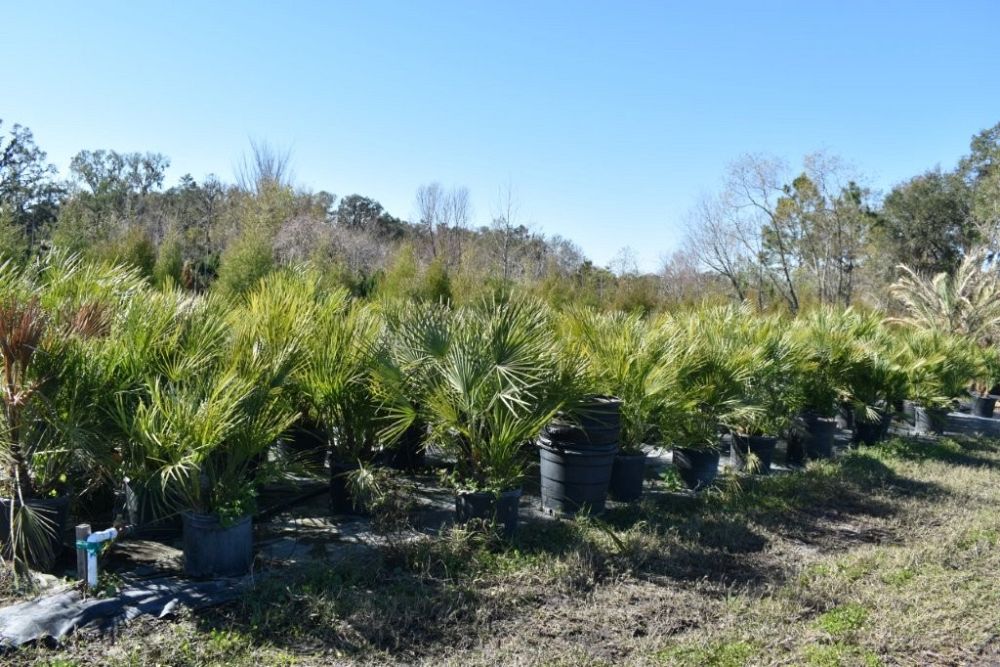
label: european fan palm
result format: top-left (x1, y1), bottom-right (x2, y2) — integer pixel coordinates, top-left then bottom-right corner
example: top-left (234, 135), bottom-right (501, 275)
top-left (788, 307), bottom-right (865, 419)
top-left (0, 254), bottom-right (142, 571)
top-left (656, 306), bottom-right (747, 450)
top-left (301, 293), bottom-right (384, 464)
top-left (114, 276), bottom-right (301, 523)
top-left (832, 310), bottom-right (908, 425)
top-left (382, 296), bottom-right (569, 492)
top-left (558, 308), bottom-right (668, 454)
top-left (898, 328), bottom-right (978, 410)
top-left (717, 306), bottom-right (805, 437)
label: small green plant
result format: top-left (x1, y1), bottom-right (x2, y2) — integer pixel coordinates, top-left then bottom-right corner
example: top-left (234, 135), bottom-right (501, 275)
top-left (814, 603), bottom-right (869, 637)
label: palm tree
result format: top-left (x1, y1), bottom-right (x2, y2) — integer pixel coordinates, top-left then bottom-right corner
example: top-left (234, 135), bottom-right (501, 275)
top-left (558, 308), bottom-right (669, 455)
top-left (890, 246), bottom-right (1000, 343)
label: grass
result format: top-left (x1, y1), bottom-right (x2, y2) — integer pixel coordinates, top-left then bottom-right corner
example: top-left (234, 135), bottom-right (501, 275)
top-left (9, 434), bottom-right (1000, 666)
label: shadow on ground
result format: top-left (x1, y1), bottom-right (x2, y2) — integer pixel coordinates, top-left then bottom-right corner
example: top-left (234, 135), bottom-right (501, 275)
top-left (174, 435), bottom-right (982, 659)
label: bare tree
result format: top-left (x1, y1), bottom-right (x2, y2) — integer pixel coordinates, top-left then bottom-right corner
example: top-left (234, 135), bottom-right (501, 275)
top-left (446, 186), bottom-right (471, 267)
top-left (725, 154), bottom-right (800, 311)
top-left (491, 181), bottom-right (521, 282)
top-left (415, 182), bottom-right (445, 258)
top-left (685, 193), bottom-right (757, 303)
top-left (236, 139), bottom-right (293, 194)
top-left (609, 246), bottom-right (639, 277)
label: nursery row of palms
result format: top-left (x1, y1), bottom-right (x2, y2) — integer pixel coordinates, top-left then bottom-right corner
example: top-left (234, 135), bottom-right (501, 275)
top-left (1, 253), bottom-right (995, 572)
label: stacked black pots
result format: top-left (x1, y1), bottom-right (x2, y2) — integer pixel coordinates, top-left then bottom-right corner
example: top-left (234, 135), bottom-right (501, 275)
top-left (538, 396), bottom-right (621, 516)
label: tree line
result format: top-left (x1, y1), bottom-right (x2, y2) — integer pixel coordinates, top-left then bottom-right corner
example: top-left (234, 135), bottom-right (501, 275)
top-left (2, 118), bottom-right (999, 312)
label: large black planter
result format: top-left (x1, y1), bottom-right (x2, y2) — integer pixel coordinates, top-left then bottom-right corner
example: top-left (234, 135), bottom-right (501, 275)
top-left (730, 434), bottom-right (778, 474)
top-left (672, 447), bottom-right (720, 491)
top-left (455, 488), bottom-right (522, 538)
top-left (971, 393), bottom-right (997, 419)
top-left (538, 396), bottom-right (621, 516)
top-left (0, 495), bottom-right (69, 570)
top-left (609, 453), bottom-right (646, 502)
top-left (182, 512), bottom-right (252, 578)
top-left (387, 422), bottom-right (427, 471)
top-left (914, 405), bottom-right (948, 435)
top-left (538, 440), bottom-right (617, 515)
top-left (541, 396), bottom-right (622, 448)
top-left (330, 461), bottom-right (361, 514)
top-left (282, 421), bottom-right (328, 468)
top-left (836, 403), bottom-right (855, 430)
top-left (853, 409), bottom-right (892, 445)
top-left (804, 415), bottom-right (837, 460)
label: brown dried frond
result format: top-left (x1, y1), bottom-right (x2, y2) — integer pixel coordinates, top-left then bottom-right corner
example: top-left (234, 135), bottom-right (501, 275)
top-left (0, 297), bottom-right (48, 385)
top-left (63, 301), bottom-right (111, 339)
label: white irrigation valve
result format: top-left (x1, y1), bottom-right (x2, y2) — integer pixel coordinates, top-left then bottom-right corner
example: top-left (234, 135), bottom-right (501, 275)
top-left (76, 527), bottom-right (119, 588)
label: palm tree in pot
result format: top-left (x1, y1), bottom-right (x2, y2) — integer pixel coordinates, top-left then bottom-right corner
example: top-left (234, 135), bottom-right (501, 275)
top-left (383, 296), bottom-right (566, 536)
top-left (0, 254), bottom-right (135, 574)
top-left (370, 300), bottom-right (454, 471)
top-left (831, 313), bottom-right (907, 444)
top-left (787, 308), bottom-right (862, 462)
top-left (116, 288), bottom-right (299, 578)
top-left (658, 307), bottom-right (747, 491)
top-left (899, 330), bottom-right (978, 435)
top-left (559, 309), bottom-right (668, 502)
top-left (301, 294), bottom-right (385, 513)
top-left (969, 345), bottom-right (1000, 418)
top-left (719, 309), bottom-right (804, 474)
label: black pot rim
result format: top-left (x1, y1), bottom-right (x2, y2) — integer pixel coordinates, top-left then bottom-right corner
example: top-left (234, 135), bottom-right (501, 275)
top-left (538, 439), bottom-right (618, 455)
top-left (182, 511), bottom-right (252, 526)
top-left (0, 494), bottom-right (70, 507)
top-left (732, 433), bottom-right (779, 445)
top-left (671, 444), bottom-right (723, 454)
top-left (456, 487), bottom-right (523, 500)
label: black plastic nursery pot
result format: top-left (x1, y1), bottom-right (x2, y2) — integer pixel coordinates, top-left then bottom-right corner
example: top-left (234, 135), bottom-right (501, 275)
top-left (541, 396), bottom-right (622, 448)
top-left (282, 421), bottom-right (329, 468)
top-left (803, 415), bottom-right (837, 460)
top-left (609, 453), bottom-right (647, 502)
top-left (836, 403), bottom-right (855, 430)
top-left (124, 480), bottom-right (182, 537)
top-left (538, 439), bottom-right (618, 516)
top-left (182, 512), bottom-right (252, 578)
top-left (785, 433), bottom-right (806, 467)
top-left (853, 410), bottom-right (892, 446)
top-left (0, 495), bottom-right (69, 569)
top-left (454, 488), bottom-right (522, 538)
top-left (730, 434), bottom-right (778, 474)
top-left (914, 405), bottom-right (948, 435)
top-left (386, 422), bottom-right (427, 471)
top-left (330, 461), bottom-right (361, 514)
top-left (672, 447), bottom-right (720, 491)
top-left (537, 395), bottom-right (622, 516)
top-left (970, 393), bottom-right (997, 419)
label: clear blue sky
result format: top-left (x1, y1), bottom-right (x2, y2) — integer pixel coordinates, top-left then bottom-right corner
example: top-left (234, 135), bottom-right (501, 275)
top-left (3, 1), bottom-right (999, 271)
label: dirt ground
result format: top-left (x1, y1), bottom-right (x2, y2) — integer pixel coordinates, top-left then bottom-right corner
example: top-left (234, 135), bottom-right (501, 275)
top-left (7, 434), bottom-right (1000, 666)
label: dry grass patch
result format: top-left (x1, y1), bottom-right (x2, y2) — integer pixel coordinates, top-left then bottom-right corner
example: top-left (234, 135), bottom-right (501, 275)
top-left (10, 435), bottom-right (1000, 666)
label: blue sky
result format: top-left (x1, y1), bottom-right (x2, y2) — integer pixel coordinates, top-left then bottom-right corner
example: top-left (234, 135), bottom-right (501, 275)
top-left (3, 1), bottom-right (999, 270)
